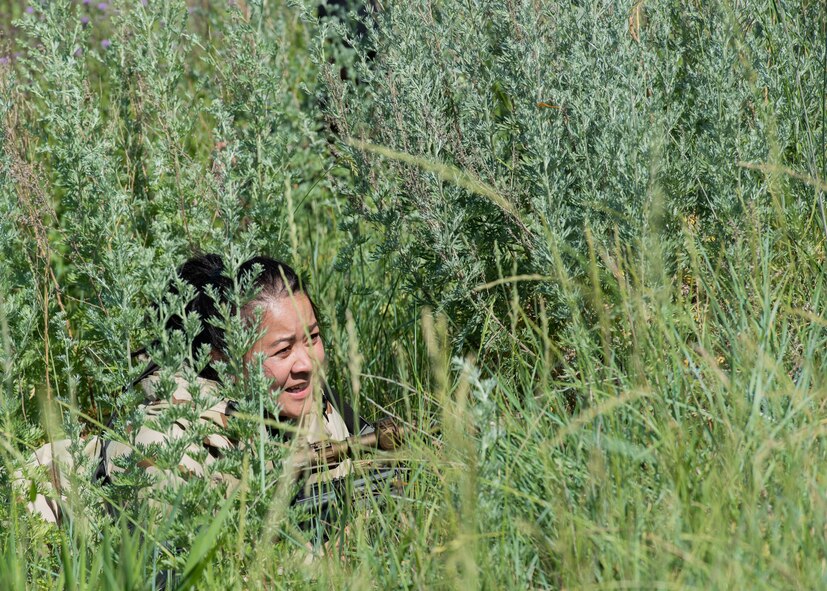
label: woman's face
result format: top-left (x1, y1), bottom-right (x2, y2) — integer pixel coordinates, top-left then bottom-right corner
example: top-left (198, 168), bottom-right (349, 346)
top-left (243, 293), bottom-right (325, 419)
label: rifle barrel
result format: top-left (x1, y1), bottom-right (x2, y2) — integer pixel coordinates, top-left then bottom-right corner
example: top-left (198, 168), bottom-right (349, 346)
top-left (292, 417), bottom-right (406, 470)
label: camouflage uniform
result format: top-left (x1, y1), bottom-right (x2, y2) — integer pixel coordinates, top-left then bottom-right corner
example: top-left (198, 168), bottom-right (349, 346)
top-left (15, 371), bottom-right (351, 523)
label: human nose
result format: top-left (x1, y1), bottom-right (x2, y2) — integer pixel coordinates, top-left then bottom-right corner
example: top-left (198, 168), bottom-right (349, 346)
top-left (292, 344), bottom-right (313, 374)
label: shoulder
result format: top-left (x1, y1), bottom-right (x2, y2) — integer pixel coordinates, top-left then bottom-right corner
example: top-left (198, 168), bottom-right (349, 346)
top-left (135, 371), bottom-right (232, 424)
top-left (323, 402), bottom-right (350, 441)
top-left (103, 371), bottom-right (237, 483)
top-left (137, 371), bottom-right (221, 405)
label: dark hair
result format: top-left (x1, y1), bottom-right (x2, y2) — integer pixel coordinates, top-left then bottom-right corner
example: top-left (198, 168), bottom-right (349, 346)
top-left (165, 253), bottom-right (316, 372)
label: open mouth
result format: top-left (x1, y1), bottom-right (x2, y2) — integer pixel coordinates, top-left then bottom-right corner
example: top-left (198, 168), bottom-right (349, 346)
top-left (284, 382), bottom-right (310, 396)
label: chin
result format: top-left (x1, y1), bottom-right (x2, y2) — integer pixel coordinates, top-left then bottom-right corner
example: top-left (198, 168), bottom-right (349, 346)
top-left (279, 392), bottom-right (314, 420)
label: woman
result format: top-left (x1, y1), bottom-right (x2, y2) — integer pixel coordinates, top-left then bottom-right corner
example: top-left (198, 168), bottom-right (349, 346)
top-left (19, 253), bottom-right (359, 522)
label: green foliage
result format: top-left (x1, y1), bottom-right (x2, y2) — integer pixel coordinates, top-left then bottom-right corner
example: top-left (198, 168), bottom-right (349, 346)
top-left (1, 0), bottom-right (827, 589)
top-left (322, 0), bottom-right (827, 348)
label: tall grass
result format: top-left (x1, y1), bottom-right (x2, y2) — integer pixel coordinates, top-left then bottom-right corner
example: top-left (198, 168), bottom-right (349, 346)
top-left (5, 198), bottom-right (825, 589)
top-left (2, 0), bottom-right (827, 589)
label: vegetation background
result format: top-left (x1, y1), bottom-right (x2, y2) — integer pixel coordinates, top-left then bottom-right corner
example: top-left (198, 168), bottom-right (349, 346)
top-left (1, 0), bottom-right (827, 588)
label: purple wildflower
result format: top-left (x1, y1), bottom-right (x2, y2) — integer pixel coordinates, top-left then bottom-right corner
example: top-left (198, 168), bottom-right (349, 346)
top-left (100, 38), bottom-right (111, 49)
top-left (0, 56), bottom-right (9, 65)
top-left (73, 47), bottom-right (83, 57)
top-left (96, 2), bottom-right (107, 10)
top-left (83, 0), bottom-right (91, 4)
top-left (80, 15), bottom-right (90, 25)
top-left (141, 0), bottom-right (148, 5)
top-left (25, 6), bottom-right (34, 13)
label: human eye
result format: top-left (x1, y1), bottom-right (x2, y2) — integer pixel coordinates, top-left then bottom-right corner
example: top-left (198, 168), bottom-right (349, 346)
top-left (310, 330), bottom-right (321, 342)
top-left (273, 345), bottom-right (291, 357)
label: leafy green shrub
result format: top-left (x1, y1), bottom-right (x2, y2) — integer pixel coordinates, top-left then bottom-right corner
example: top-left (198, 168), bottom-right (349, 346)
top-left (321, 0), bottom-right (827, 349)
top-left (1, 0), bottom-right (324, 416)
top-left (0, 0), bottom-right (338, 579)
top-left (2, 0), bottom-right (827, 588)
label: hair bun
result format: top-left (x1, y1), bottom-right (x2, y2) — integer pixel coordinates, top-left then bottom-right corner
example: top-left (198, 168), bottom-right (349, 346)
top-left (161, 253), bottom-right (315, 378)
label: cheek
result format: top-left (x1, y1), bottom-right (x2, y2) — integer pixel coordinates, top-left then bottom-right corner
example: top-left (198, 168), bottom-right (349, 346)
top-left (314, 341), bottom-right (326, 368)
top-left (262, 358), bottom-right (289, 388)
